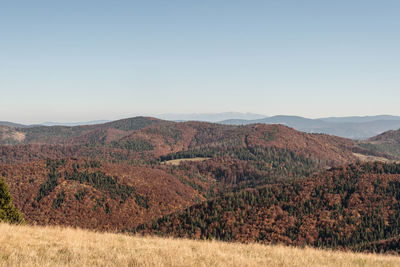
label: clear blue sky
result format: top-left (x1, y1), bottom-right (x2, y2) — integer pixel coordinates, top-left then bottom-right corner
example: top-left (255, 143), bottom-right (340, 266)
top-left (1, 0), bottom-right (399, 124)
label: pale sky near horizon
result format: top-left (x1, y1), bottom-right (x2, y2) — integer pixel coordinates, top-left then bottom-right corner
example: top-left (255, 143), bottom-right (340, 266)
top-left (1, 1), bottom-right (400, 124)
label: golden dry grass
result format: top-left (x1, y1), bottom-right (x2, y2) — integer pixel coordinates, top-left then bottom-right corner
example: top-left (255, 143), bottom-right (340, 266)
top-left (161, 157), bottom-right (210, 166)
top-left (0, 127), bottom-right (25, 142)
top-left (353, 152), bottom-right (395, 163)
top-left (1, 223), bottom-right (400, 267)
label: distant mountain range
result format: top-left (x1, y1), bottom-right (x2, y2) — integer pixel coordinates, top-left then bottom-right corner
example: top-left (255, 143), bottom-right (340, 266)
top-left (0, 120), bottom-right (110, 128)
top-left (39, 120), bottom-right (110, 127)
top-left (0, 113), bottom-right (264, 127)
top-left (153, 112), bottom-right (266, 122)
top-left (219, 115), bottom-right (400, 140)
top-left (2, 114), bottom-right (400, 139)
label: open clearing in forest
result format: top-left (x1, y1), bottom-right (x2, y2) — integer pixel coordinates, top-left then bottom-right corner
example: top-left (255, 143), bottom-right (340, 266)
top-left (161, 157), bottom-right (211, 165)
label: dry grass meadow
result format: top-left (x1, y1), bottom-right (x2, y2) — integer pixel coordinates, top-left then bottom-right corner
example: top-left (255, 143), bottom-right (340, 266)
top-left (353, 152), bottom-right (395, 163)
top-left (161, 157), bottom-right (210, 166)
top-left (1, 223), bottom-right (400, 267)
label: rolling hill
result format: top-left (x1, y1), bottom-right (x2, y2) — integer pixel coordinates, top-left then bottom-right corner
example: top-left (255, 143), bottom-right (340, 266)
top-left (360, 129), bottom-right (400, 159)
top-left (0, 120), bottom-right (371, 231)
top-left (0, 116), bottom-right (396, 253)
top-left (0, 117), bottom-right (166, 146)
top-left (0, 117), bottom-right (377, 166)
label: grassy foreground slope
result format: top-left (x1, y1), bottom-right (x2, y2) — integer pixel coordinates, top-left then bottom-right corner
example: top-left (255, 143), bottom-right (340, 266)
top-left (0, 223), bottom-right (399, 267)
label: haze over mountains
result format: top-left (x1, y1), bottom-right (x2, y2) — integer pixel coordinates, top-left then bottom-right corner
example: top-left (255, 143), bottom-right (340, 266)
top-left (154, 112), bottom-right (267, 122)
top-left (220, 115), bottom-right (400, 140)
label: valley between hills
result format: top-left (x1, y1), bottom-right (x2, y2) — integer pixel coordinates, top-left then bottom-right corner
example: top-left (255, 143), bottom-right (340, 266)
top-left (2, 117), bottom-right (400, 255)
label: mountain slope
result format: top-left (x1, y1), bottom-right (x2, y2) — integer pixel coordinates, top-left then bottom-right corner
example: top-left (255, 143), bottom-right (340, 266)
top-left (0, 117), bottom-right (167, 145)
top-left (120, 122), bottom-right (361, 165)
top-left (0, 118), bottom-right (376, 166)
top-left (0, 158), bottom-right (205, 230)
top-left (134, 162), bottom-right (400, 253)
top-left (0, 121), bottom-right (364, 230)
top-left (361, 129), bottom-right (400, 159)
top-left (0, 117), bottom-right (391, 234)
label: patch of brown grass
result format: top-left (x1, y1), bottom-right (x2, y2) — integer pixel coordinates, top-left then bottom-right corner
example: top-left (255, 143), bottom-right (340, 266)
top-left (162, 157), bottom-right (210, 166)
top-left (353, 153), bottom-right (394, 163)
top-left (0, 127), bottom-right (25, 142)
top-left (0, 223), bottom-right (399, 267)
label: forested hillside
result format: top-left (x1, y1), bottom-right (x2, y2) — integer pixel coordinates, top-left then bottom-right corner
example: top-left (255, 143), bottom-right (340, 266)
top-left (134, 162), bottom-right (400, 253)
top-left (0, 117), bottom-right (396, 252)
top-left (361, 129), bottom-right (400, 159)
top-left (0, 158), bottom-right (205, 230)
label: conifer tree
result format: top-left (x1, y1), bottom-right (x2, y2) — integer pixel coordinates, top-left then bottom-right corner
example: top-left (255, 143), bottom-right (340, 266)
top-left (0, 177), bottom-right (24, 224)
